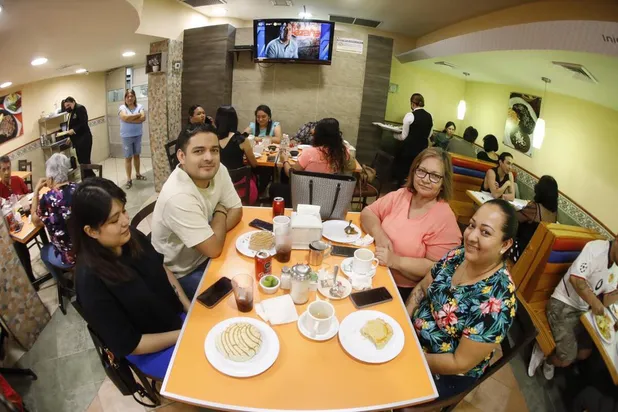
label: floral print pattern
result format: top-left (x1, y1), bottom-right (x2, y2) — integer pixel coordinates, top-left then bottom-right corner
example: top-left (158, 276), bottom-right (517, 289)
top-left (37, 183), bottom-right (77, 265)
top-left (412, 247), bottom-right (517, 378)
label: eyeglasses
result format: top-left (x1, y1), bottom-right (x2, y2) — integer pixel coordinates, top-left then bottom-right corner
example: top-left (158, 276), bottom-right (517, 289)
top-left (415, 167), bottom-right (443, 184)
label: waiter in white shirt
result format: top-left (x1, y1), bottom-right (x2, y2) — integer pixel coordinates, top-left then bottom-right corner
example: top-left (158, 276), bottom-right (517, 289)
top-left (393, 93), bottom-right (434, 187)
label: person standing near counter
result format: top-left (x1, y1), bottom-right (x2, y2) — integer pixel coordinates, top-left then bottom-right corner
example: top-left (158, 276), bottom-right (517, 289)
top-left (119, 89), bottom-right (146, 189)
top-left (64, 97), bottom-right (95, 179)
top-left (393, 93), bottom-right (433, 187)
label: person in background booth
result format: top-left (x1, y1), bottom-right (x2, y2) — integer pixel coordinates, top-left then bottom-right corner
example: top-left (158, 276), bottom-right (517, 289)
top-left (528, 234), bottom-right (618, 381)
top-left (393, 93), bottom-right (434, 187)
top-left (64, 97), bottom-right (95, 179)
top-left (118, 89), bottom-right (146, 189)
top-left (514, 175), bottom-right (558, 254)
top-left (448, 126), bottom-right (479, 158)
top-left (431, 121), bottom-right (456, 150)
top-left (361, 148), bottom-right (461, 302)
top-left (72, 178), bottom-right (190, 380)
top-left (292, 121), bottom-right (317, 145)
top-left (476, 134), bottom-right (499, 164)
top-left (405, 199), bottom-right (518, 399)
top-left (244, 105), bottom-right (282, 143)
top-left (480, 152), bottom-right (515, 201)
top-left (215, 105), bottom-right (258, 205)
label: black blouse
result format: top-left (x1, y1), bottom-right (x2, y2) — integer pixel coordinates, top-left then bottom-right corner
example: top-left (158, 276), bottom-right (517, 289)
top-left (75, 229), bottom-right (183, 358)
top-left (220, 133), bottom-right (247, 172)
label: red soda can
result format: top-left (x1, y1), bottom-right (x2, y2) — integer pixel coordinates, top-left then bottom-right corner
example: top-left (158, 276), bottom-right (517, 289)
top-left (254, 250), bottom-right (272, 281)
top-left (272, 197), bottom-right (285, 217)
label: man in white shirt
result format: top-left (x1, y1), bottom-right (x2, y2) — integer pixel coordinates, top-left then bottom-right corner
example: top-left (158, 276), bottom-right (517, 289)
top-left (152, 124), bottom-right (243, 298)
top-left (528, 237), bottom-right (618, 380)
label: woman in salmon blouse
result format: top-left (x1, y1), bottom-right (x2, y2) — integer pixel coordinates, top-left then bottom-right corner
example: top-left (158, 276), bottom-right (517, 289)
top-left (361, 147), bottom-right (462, 301)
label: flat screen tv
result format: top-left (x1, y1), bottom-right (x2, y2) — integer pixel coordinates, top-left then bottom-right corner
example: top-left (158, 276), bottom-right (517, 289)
top-left (254, 19), bottom-right (335, 65)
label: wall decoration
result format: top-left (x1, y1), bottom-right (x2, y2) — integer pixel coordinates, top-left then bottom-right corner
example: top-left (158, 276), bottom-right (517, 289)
top-left (0, 90), bottom-right (23, 145)
top-left (504, 92), bottom-right (541, 157)
top-left (146, 52), bottom-right (168, 74)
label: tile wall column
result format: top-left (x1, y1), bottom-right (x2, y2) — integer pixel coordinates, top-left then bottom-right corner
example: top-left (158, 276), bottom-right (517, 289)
top-left (148, 39), bottom-right (183, 192)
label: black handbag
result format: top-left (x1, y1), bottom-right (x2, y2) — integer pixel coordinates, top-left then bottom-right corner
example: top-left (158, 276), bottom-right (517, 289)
top-left (290, 170), bottom-right (356, 220)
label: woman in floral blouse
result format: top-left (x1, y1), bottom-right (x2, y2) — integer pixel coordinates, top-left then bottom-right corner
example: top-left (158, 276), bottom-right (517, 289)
top-left (406, 199), bottom-right (519, 399)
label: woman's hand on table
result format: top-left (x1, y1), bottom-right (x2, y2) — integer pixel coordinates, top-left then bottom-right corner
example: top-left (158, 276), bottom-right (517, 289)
top-left (376, 246), bottom-right (399, 269)
top-left (374, 232), bottom-right (393, 251)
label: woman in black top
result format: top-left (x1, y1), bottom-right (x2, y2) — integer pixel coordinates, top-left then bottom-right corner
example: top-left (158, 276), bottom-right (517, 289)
top-left (64, 97), bottom-right (95, 178)
top-left (72, 178), bottom-right (190, 378)
top-left (477, 134), bottom-right (500, 164)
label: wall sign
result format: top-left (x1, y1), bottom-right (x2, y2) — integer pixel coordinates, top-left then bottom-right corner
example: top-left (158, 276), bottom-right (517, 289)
top-left (0, 91), bottom-right (23, 145)
top-left (336, 37), bottom-right (364, 54)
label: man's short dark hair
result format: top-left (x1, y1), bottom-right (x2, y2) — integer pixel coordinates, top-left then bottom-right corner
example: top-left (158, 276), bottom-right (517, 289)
top-left (462, 126), bottom-right (478, 143)
top-left (0, 155), bottom-right (10, 164)
top-left (499, 152), bottom-right (513, 163)
top-left (176, 123), bottom-right (218, 153)
top-left (64, 96), bottom-right (76, 104)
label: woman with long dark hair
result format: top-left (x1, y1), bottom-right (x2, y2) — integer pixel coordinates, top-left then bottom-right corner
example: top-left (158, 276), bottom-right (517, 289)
top-left (477, 134), bottom-right (500, 164)
top-left (432, 121), bottom-right (456, 150)
top-left (72, 178), bottom-right (190, 379)
top-left (216, 105), bottom-right (258, 204)
top-left (118, 89), bottom-right (146, 189)
top-left (244, 104), bottom-right (282, 143)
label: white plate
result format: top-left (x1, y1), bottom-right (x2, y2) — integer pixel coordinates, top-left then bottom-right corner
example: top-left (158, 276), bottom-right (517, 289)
top-left (594, 312), bottom-right (615, 345)
top-left (298, 144), bottom-right (312, 150)
top-left (338, 310), bottom-right (405, 364)
top-left (322, 220), bottom-right (362, 244)
top-left (235, 230), bottom-right (276, 258)
top-left (253, 152), bottom-right (263, 158)
top-left (318, 276), bottom-right (351, 300)
top-left (297, 311), bottom-right (339, 341)
top-left (204, 317), bottom-right (280, 378)
top-left (3, 93), bottom-right (22, 114)
top-left (340, 257), bottom-right (376, 279)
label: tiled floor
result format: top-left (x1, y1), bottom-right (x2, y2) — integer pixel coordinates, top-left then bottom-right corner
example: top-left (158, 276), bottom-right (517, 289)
top-left (4, 157), bottom-right (569, 412)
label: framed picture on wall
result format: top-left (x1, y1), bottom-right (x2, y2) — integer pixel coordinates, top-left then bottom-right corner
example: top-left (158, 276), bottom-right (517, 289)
top-left (146, 52), bottom-right (168, 74)
top-left (503, 92), bottom-right (541, 157)
top-left (0, 91), bottom-right (23, 145)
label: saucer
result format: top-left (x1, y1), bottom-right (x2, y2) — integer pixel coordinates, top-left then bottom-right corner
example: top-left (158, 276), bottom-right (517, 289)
top-left (297, 312), bottom-right (339, 342)
top-left (341, 257), bottom-right (376, 278)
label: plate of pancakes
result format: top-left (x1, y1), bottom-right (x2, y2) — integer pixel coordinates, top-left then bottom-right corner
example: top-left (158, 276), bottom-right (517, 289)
top-left (205, 317), bottom-right (280, 377)
top-left (338, 310), bottom-right (405, 364)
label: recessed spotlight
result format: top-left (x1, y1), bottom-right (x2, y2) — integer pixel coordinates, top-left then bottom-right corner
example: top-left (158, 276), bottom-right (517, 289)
top-left (31, 57), bottom-right (48, 66)
top-left (299, 11), bottom-right (312, 18)
top-left (0, 82), bottom-right (12, 89)
top-left (211, 7), bottom-right (227, 16)
top-left (75, 68), bottom-right (87, 74)
top-left (122, 51), bottom-right (136, 57)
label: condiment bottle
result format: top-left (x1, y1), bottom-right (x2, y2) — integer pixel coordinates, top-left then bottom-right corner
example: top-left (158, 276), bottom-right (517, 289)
top-left (280, 266), bottom-right (292, 290)
top-left (290, 264), bottom-right (312, 304)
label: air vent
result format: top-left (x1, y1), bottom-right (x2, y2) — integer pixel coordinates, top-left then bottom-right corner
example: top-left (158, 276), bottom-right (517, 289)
top-left (329, 15), bottom-right (381, 28)
top-left (552, 61), bottom-right (598, 84)
top-left (434, 61), bottom-right (457, 69)
top-left (182, 0), bottom-right (226, 6)
top-left (57, 64), bottom-right (80, 72)
top-left (270, 0), bottom-right (293, 6)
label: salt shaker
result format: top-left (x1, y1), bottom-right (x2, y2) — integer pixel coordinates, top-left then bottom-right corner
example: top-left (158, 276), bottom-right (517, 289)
top-left (280, 266), bottom-right (292, 290)
top-left (290, 264), bottom-right (312, 305)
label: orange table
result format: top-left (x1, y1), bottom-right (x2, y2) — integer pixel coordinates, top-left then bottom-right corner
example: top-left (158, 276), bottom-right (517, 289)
top-left (465, 190), bottom-right (528, 211)
top-left (13, 170), bottom-right (32, 180)
top-left (161, 207), bottom-right (437, 411)
top-left (581, 311), bottom-right (618, 385)
top-left (9, 189), bottom-right (49, 244)
top-left (252, 147), bottom-right (362, 173)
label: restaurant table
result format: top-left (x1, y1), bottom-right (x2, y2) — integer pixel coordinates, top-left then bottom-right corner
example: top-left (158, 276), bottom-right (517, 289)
top-left (252, 146), bottom-right (363, 173)
top-left (580, 311), bottom-right (618, 385)
top-left (466, 190), bottom-right (528, 211)
top-left (161, 207), bottom-right (438, 411)
top-left (13, 171), bottom-right (32, 181)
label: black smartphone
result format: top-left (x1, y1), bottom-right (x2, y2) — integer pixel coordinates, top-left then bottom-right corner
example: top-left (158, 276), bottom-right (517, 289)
top-left (331, 245), bottom-right (358, 258)
top-left (350, 287), bottom-right (393, 309)
top-left (196, 277), bottom-right (233, 308)
top-left (249, 219), bottom-right (273, 232)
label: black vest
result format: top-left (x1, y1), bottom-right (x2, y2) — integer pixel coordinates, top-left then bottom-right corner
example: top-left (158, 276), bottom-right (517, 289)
top-left (403, 108), bottom-right (433, 157)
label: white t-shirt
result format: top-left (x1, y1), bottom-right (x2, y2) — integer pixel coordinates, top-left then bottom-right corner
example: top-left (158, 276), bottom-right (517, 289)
top-left (151, 164), bottom-right (242, 276)
top-left (552, 240), bottom-right (618, 311)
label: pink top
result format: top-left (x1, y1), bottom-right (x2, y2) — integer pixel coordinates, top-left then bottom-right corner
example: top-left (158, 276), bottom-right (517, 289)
top-left (297, 146), bottom-right (348, 174)
top-left (366, 188), bottom-right (462, 288)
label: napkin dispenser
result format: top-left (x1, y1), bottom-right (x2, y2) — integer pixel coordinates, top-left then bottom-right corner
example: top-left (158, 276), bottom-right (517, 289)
top-left (291, 206), bottom-right (323, 250)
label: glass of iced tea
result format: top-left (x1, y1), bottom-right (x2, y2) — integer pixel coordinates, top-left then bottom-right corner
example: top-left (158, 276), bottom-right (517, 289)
top-left (232, 273), bottom-right (254, 313)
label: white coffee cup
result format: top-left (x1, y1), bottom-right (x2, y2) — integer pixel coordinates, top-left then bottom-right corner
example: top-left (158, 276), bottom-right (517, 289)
top-left (303, 300), bottom-right (335, 336)
top-left (352, 248), bottom-right (379, 275)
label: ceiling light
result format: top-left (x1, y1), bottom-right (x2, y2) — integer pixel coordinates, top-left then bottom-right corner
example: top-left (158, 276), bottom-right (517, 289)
top-left (75, 68), bottom-right (87, 74)
top-left (299, 5), bottom-right (311, 19)
top-left (122, 51), bottom-right (136, 57)
top-left (210, 6), bottom-right (227, 16)
top-left (0, 82), bottom-right (12, 89)
top-left (31, 57), bottom-right (48, 66)
top-left (533, 77), bottom-right (551, 149)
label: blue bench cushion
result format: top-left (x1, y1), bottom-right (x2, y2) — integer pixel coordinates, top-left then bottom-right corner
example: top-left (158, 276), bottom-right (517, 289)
top-left (453, 166), bottom-right (486, 179)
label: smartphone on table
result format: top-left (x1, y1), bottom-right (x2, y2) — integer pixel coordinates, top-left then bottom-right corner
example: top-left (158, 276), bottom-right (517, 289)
top-left (331, 245), bottom-right (358, 258)
top-left (249, 218), bottom-right (273, 232)
top-left (350, 287), bottom-right (393, 309)
top-left (196, 277), bottom-right (233, 308)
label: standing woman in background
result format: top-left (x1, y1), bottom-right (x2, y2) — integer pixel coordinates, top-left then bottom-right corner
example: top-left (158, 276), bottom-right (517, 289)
top-left (64, 96), bottom-right (94, 179)
top-left (118, 89), bottom-right (146, 189)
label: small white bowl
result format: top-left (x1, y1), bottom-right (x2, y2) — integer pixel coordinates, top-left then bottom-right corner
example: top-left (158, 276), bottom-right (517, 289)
top-left (259, 276), bottom-right (280, 294)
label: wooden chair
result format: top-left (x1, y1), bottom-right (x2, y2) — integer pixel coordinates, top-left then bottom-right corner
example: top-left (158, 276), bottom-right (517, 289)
top-left (17, 159), bottom-right (33, 191)
top-left (165, 140), bottom-right (179, 170)
top-left (511, 223), bottom-right (605, 356)
top-left (352, 151), bottom-right (394, 209)
top-left (79, 163), bottom-right (103, 178)
top-left (228, 166), bottom-right (253, 205)
top-left (131, 201), bottom-right (157, 239)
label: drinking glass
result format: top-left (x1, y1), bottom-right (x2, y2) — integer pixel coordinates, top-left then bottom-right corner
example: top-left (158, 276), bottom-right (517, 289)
top-left (232, 274), bottom-right (254, 313)
top-left (273, 216), bottom-right (292, 263)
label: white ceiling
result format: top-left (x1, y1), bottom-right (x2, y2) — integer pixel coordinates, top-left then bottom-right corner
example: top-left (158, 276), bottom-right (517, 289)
top-left (412, 50), bottom-right (618, 111)
top-left (0, 0), bottom-right (160, 88)
top-left (195, 0), bottom-right (541, 38)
